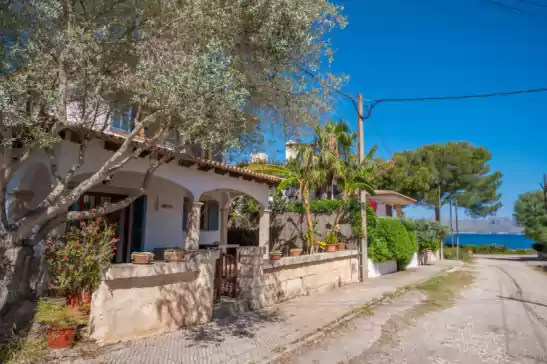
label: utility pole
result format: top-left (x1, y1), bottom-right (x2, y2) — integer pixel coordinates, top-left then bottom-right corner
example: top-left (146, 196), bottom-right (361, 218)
top-left (438, 185), bottom-right (443, 260)
top-left (357, 93), bottom-right (368, 281)
top-left (543, 173), bottom-right (547, 213)
top-left (449, 199), bottom-right (454, 248)
top-left (455, 199), bottom-right (460, 261)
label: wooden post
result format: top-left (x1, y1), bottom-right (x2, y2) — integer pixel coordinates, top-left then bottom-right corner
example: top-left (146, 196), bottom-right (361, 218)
top-left (357, 93), bottom-right (368, 281)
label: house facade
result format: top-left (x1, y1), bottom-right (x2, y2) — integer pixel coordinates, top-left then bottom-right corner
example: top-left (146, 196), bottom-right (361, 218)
top-left (7, 127), bottom-right (279, 263)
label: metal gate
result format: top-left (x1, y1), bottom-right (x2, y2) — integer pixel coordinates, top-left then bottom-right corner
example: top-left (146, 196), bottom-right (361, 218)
top-left (214, 247), bottom-right (240, 303)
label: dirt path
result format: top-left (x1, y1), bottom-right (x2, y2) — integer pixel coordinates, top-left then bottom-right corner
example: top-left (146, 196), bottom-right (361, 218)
top-left (278, 256), bottom-right (547, 364)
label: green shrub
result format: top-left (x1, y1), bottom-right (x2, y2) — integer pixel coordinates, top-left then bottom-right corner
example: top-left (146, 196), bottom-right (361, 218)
top-left (533, 242), bottom-right (546, 252)
top-left (420, 239), bottom-right (440, 252)
top-left (286, 199), bottom-right (342, 214)
top-left (369, 234), bottom-right (392, 262)
top-left (443, 246), bottom-right (471, 263)
top-left (407, 219), bottom-right (449, 253)
top-left (371, 218), bottom-right (416, 269)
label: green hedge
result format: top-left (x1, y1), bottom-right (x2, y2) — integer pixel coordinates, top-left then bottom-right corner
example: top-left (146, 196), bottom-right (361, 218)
top-left (370, 218), bottom-right (416, 270)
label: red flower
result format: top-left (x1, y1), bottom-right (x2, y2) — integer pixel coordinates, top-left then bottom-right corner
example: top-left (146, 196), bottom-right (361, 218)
top-left (95, 217), bottom-right (101, 222)
top-left (116, 237), bottom-right (121, 242)
top-left (58, 268), bottom-right (62, 272)
top-left (67, 247), bottom-right (71, 251)
top-left (47, 282), bottom-right (52, 287)
top-left (111, 244), bottom-right (117, 249)
top-left (112, 251), bottom-right (116, 256)
top-left (63, 255), bottom-right (68, 260)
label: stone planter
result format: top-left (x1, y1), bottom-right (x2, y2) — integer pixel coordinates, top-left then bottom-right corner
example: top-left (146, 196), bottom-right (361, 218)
top-left (47, 326), bottom-right (77, 349)
top-left (164, 249), bottom-right (185, 262)
top-left (326, 244), bottom-right (337, 252)
top-left (336, 242), bottom-right (345, 251)
top-left (131, 252), bottom-right (154, 265)
top-left (289, 249), bottom-right (302, 257)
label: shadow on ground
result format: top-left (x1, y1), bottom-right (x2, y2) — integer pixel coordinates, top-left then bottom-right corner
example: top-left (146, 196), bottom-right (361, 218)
top-left (185, 308), bottom-right (285, 346)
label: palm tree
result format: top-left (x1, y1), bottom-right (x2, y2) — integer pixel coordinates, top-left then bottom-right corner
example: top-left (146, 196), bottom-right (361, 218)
top-left (313, 120), bottom-right (355, 199)
top-left (246, 143), bottom-right (326, 253)
top-left (330, 157), bottom-right (376, 237)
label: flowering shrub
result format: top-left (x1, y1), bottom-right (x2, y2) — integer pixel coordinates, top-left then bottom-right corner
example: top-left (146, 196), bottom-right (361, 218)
top-left (44, 217), bottom-right (118, 296)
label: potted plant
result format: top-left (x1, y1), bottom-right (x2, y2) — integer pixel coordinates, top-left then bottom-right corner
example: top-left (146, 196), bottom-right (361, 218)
top-left (36, 299), bottom-right (81, 349)
top-left (326, 232), bottom-right (337, 252)
top-left (270, 250), bottom-right (282, 260)
top-left (131, 252), bottom-right (154, 264)
top-left (289, 248), bottom-right (302, 257)
top-left (164, 248), bottom-right (185, 262)
top-left (44, 217), bottom-right (118, 311)
top-left (336, 236), bottom-right (346, 251)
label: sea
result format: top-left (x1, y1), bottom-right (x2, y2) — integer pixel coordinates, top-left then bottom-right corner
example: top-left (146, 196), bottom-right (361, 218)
top-left (444, 233), bottom-right (534, 250)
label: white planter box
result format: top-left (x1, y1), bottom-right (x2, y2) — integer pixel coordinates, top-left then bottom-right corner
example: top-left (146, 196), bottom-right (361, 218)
top-left (367, 259), bottom-right (397, 278)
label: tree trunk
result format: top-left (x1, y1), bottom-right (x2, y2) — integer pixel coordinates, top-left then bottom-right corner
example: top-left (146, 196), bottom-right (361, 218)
top-left (302, 184), bottom-right (315, 254)
top-left (331, 196), bottom-right (347, 236)
top-left (0, 235), bottom-right (34, 320)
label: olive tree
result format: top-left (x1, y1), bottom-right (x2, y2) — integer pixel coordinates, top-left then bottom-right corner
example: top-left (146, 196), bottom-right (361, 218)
top-left (0, 0), bottom-right (346, 315)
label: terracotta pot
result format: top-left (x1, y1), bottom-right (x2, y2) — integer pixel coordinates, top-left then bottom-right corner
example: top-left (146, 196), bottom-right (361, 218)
top-left (65, 293), bottom-right (83, 310)
top-left (289, 249), bottom-right (302, 257)
top-left (132, 254), bottom-right (153, 264)
top-left (164, 250), bottom-right (185, 262)
top-left (47, 326), bottom-right (76, 349)
top-left (270, 253), bottom-right (282, 260)
top-left (336, 242), bottom-right (345, 251)
top-left (82, 291), bottom-right (92, 305)
top-left (326, 244), bottom-right (337, 252)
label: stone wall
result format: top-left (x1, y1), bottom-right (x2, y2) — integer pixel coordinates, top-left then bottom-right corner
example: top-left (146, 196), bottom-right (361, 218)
top-left (239, 247), bottom-right (359, 310)
top-left (228, 212), bottom-right (354, 252)
top-left (88, 250), bottom-right (218, 346)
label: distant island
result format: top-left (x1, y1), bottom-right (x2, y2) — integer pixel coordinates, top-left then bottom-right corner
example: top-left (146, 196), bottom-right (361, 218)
top-left (441, 216), bottom-right (523, 234)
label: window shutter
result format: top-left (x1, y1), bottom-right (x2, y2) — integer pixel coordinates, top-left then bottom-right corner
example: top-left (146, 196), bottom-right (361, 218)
top-left (182, 198), bottom-right (189, 230)
top-left (207, 201), bottom-right (219, 231)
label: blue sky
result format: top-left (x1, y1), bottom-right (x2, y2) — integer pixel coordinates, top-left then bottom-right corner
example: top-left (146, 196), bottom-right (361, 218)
top-left (322, 0), bottom-right (547, 220)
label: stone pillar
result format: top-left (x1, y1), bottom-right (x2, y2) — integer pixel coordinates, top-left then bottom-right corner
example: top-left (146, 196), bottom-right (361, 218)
top-left (259, 209), bottom-right (271, 259)
top-left (220, 208), bottom-right (229, 245)
top-left (184, 201), bottom-right (203, 251)
top-left (239, 247), bottom-right (271, 310)
top-left (395, 205), bottom-right (403, 217)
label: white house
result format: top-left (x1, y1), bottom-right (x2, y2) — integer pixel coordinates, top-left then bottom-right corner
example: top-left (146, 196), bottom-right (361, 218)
top-left (8, 126), bottom-right (281, 263)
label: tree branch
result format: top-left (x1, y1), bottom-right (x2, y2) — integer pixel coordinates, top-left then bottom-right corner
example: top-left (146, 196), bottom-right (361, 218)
top-left (66, 150), bottom-right (173, 221)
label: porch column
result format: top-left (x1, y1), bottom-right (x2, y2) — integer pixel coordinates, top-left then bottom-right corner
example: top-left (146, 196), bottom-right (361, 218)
top-left (184, 201), bottom-right (203, 251)
top-left (259, 209), bottom-right (271, 259)
top-left (220, 207), bottom-right (229, 245)
top-left (395, 204), bottom-right (403, 217)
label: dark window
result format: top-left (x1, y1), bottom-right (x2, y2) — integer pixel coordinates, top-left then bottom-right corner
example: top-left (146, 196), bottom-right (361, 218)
top-left (110, 106), bottom-right (134, 132)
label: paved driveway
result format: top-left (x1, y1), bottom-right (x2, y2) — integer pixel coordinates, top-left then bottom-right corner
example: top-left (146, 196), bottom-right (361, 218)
top-left (284, 255), bottom-right (547, 364)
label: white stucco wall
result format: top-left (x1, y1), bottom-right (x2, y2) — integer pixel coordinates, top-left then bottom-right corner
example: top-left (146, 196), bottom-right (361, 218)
top-left (408, 252), bottom-right (419, 268)
top-left (59, 139), bottom-right (269, 208)
top-left (8, 138), bottom-right (270, 254)
top-left (375, 203), bottom-right (388, 217)
top-left (367, 259), bottom-right (398, 278)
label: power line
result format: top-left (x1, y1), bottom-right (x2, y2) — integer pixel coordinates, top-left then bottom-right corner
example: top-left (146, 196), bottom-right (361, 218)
top-left (374, 86), bottom-right (547, 104)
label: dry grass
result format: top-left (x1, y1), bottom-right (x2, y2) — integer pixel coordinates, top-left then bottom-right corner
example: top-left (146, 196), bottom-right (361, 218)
top-left (0, 332), bottom-right (48, 364)
top-left (374, 270), bottom-right (475, 348)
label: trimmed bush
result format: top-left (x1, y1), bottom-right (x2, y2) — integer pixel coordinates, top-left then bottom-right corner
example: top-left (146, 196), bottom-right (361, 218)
top-left (371, 218), bottom-right (416, 269)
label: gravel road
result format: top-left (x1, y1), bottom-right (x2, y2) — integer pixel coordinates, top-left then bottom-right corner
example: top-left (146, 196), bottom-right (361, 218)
top-left (280, 256), bottom-right (547, 364)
